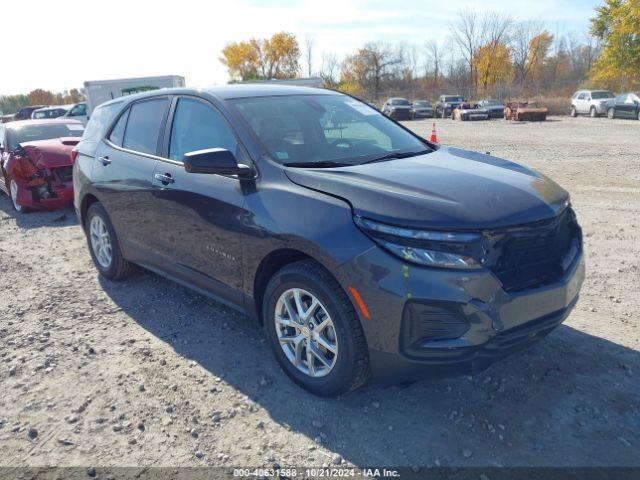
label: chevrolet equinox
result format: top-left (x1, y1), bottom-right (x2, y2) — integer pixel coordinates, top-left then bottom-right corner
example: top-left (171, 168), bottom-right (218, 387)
top-left (74, 85), bottom-right (585, 396)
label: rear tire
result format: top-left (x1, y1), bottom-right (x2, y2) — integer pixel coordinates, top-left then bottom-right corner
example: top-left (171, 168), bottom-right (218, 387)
top-left (589, 106), bottom-right (597, 118)
top-left (637, 110), bottom-right (640, 121)
top-left (85, 202), bottom-right (134, 280)
top-left (607, 108), bottom-right (615, 119)
top-left (263, 260), bottom-right (370, 396)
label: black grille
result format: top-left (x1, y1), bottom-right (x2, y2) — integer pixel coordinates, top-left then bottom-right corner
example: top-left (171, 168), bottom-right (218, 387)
top-left (401, 301), bottom-right (470, 354)
top-left (490, 207), bottom-right (579, 292)
top-left (53, 166), bottom-right (73, 182)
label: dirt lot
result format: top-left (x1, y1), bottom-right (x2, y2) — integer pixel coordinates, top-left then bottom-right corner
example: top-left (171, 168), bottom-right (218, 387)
top-left (1, 116), bottom-right (639, 470)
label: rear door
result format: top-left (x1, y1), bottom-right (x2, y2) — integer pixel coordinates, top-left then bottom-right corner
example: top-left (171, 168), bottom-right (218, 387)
top-left (147, 95), bottom-right (247, 304)
top-left (92, 96), bottom-right (170, 265)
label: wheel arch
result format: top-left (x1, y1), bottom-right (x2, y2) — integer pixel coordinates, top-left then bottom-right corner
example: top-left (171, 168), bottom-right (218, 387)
top-left (251, 248), bottom-right (319, 325)
top-left (79, 193), bottom-right (100, 228)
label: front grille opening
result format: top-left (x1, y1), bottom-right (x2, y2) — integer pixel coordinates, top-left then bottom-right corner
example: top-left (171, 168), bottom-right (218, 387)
top-left (401, 301), bottom-right (470, 353)
top-left (488, 207), bottom-right (580, 292)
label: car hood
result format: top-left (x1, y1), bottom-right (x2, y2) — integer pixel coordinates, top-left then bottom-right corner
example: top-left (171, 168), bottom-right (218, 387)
top-left (284, 146), bottom-right (569, 230)
top-left (20, 138), bottom-right (77, 168)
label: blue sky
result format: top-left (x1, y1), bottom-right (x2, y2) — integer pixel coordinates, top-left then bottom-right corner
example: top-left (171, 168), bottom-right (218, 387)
top-left (0, 0), bottom-right (601, 95)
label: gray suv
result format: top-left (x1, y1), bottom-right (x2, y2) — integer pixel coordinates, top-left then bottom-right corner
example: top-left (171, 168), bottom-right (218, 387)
top-left (570, 90), bottom-right (615, 117)
top-left (73, 85), bottom-right (584, 396)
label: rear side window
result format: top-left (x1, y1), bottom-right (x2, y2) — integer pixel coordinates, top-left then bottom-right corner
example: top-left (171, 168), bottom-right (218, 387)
top-left (82, 102), bottom-right (123, 143)
top-left (168, 98), bottom-right (238, 161)
top-left (123, 98), bottom-right (169, 155)
top-left (109, 109), bottom-right (129, 147)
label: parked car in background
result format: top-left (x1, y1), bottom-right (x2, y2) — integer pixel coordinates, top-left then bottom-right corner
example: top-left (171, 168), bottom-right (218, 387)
top-left (74, 85), bottom-right (584, 396)
top-left (382, 97), bottom-right (412, 119)
top-left (435, 95), bottom-right (464, 118)
top-left (604, 92), bottom-right (640, 120)
top-left (62, 102), bottom-right (89, 125)
top-left (570, 90), bottom-right (615, 117)
top-left (1, 114), bottom-right (16, 123)
top-left (477, 99), bottom-right (505, 118)
top-left (14, 105), bottom-right (48, 120)
top-left (504, 101), bottom-right (548, 121)
top-left (31, 105), bottom-right (70, 119)
top-left (409, 100), bottom-right (434, 119)
top-left (452, 102), bottom-right (490, 121)
top-left (0, 119), bottom-right (84, 212)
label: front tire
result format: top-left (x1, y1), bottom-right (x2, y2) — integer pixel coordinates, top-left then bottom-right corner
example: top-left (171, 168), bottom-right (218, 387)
top-left (607, 108), bottom-right (615, 119)
top-left (263, 260), bottom-right (369, 396)
top-left (8, 178), bottom-right (26, 213)
top-left (85, 202), bottom-right (134, 280)
top-left (570, 106), bottom-right (578, 117)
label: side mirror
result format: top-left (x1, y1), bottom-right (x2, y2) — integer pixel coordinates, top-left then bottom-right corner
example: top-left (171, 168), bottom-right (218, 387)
top-left (183, 148), bottom-right (251, 177)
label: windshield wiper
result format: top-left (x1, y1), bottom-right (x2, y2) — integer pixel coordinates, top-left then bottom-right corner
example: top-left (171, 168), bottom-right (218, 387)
top-left (361, 149), bottom-right (431, 165)
top-left (284, 161), bottom-right (351, 168)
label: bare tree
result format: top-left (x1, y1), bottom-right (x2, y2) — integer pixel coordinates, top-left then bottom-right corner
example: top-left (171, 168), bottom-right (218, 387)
top-left (425, 39), bottom-right (444, 81)
top-left (304, 35), bottom-right (315, 77)
top-left (449, 9), bottom-right (511, 96)
top-left (320, 52), bottom-right (339, 87)
top-left (511, 21), bottom-right (547, 86)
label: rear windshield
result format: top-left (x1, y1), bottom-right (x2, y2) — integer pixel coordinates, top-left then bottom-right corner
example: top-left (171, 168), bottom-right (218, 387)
top-left (390, 99), bottom-right (410, 106)
top-left (230, 94), bottom-right (428, 167)
top-left (483, 100), bottom-right (502, 106)
top-left (444, 96), bottom-right (464, 102)
top-left (591, 91), bottom-right (614, 99)
top-left (7, 123), bottom-right (84, 150)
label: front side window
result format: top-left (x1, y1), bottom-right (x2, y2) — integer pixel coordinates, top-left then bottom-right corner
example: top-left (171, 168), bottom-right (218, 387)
top-left (123, 98), bottom-right (169, 155)
top-left (169, 98), bottom-right (238, 161)
top-left (230, 94), bottom-right (428, 166)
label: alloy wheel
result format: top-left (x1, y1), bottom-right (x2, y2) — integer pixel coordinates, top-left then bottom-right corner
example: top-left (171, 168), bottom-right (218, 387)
top-left (9, 179), bottom-right (22, 213)
top-left (274, 288), bottom-right (338, 378)
top-left (89, 215), bottom-right (113, 269)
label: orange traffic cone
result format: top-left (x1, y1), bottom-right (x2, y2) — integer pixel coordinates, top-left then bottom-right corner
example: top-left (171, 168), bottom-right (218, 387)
top-left (429, 122), bottom-right (438, 143)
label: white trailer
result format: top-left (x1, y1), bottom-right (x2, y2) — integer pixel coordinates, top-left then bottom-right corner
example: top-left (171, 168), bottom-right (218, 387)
top-left (84, 75), bottom-right (185, 114)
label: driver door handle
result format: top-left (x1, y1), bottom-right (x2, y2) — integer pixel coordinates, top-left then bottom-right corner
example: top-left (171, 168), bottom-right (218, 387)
top-left (154, 173), bottom-right (175, 184)
top-left (98, 156), bottom-right (111, 165)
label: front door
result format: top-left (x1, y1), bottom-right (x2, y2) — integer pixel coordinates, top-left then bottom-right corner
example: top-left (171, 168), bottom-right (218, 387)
top-left (148, 96), bottom-right (247, 304)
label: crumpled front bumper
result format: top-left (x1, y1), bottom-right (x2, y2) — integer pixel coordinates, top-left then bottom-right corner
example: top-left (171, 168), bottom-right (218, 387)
top-left (13, 179), bottom-right (74, 211)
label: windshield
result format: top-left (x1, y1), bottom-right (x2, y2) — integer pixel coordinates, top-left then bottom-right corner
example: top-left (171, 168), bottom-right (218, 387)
top-left (591, 91), bottom-right (614, 99)
top-left (230, 94), bottom-right (429, 167)
top-left (8, 123), bottom-right (84, 150)
top-left (33, 108), bottom-right (67, 119)
top-left (414, 101), bottom-right (430, 107)
top-left (444, 96), bottom-right (463, 102)
top-left (483, 100), bottom-right (502, 106)
top-left (390, 98), bottom-right (410, 106)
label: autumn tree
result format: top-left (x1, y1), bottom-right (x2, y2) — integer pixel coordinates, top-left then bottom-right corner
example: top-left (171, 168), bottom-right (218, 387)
top-left (511, 22), bottom-right (553, 86)
top-left (219, 32), bottom-right (300, 82)
top-left (27, 89), bottom-right (55, 106)
top-left (476, 42), bottom-right (513, 95)
top-left (590, 0), bottom-right (640, 88)
top-left (340, 43), bottom-right (401, 98)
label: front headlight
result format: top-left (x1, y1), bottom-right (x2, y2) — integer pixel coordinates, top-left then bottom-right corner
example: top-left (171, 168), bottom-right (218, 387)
top-left (354, 216), bottom-right (483, 269)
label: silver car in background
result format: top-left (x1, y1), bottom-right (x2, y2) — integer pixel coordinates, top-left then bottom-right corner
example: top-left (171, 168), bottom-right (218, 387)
top-left (570, 90), bottom-right (615, 117)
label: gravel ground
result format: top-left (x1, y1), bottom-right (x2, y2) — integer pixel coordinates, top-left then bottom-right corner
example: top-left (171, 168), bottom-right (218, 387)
top-left (0, 116), bottom-right (638, 469)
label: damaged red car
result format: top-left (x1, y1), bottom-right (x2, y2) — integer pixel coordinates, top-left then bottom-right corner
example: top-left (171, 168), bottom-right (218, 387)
top-left (0, 119), bottom-right (84, 212)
